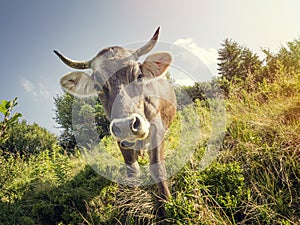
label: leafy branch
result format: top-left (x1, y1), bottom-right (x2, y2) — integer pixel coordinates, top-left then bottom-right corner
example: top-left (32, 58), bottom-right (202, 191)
top-left (0, 97), bottom-right (22, 143)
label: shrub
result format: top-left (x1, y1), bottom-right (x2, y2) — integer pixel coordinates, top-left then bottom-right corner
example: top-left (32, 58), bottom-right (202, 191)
top-left (0, 120), bottom-right (58, 156)
top-left (201, 162), bottom-right (245, 212)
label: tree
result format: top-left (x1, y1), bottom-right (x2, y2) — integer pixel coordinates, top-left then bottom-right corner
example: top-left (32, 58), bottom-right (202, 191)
top-left (53, 93), bottom-right (77, 151)
top-left (263, 38), bottom-right (300, 78)
top-left (217, 39), bottom-right (262, 95)
top-left (286, 38), bottom-right (300, 72)
top-left (53, 93), bottom-right (110, 152)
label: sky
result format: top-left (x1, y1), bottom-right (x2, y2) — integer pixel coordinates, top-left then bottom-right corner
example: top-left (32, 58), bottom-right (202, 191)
top-left (0, 0), bottom-right (299, 134)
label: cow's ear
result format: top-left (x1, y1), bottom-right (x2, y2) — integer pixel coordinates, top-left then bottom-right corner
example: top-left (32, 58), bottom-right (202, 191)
top-left (60, 71), bottom-right (101, 97)
top-left (141, 52), bottom-right (172, 77)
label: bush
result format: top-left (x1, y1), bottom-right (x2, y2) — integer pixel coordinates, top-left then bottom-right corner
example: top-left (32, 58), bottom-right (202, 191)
top-left (0, 120), bottom-right (58, 156)
top-left (0, 147), bottom-right (115, 225)
top-left (202, 162), bottom-right (245, 210)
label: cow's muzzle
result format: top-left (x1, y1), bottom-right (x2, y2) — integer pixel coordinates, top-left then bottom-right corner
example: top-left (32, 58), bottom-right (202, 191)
top-left (110, 113), bottom-right (150, 147)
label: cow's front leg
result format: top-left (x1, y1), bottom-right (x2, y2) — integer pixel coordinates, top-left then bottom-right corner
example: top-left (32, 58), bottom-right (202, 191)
top-left (149, 141), bottom-right (171, 200)
top-left (148, 122), bottom-right (171, 200)
top-left (120, 147), bottom-right (140, 178)
top-left (148, 122), bottom-right (171, 217)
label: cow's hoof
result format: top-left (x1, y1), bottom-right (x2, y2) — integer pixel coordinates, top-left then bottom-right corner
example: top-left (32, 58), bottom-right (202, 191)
top-left (157, 204), bottom-right (167, 218)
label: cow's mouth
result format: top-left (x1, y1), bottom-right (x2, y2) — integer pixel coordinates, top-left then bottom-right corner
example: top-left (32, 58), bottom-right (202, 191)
top-left (120, 140), bottom-right (136, 149)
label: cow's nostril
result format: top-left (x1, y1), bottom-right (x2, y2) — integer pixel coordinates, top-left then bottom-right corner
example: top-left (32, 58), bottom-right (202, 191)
top-left (111, 123), bottom-right (122, 137)
top-left (132, 116), bottom-right (141, 132)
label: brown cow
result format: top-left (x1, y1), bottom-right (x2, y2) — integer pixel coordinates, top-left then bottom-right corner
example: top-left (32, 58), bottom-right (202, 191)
top-left (54, 27), bottom-right (176, 208)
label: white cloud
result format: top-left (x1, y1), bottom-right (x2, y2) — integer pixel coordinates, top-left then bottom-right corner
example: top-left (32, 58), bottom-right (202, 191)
top-left (38, 82), bottom-right (50, 98)
top-left (21, 79), bottom-right (35, 94)
top-left (173, 38), bottom-right (218, 75)
top-left (21, 79), bottom-right (50, 100)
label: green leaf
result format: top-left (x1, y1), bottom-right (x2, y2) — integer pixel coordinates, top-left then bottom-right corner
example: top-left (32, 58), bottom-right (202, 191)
top-left (0, 100), bottom-right (8, 114)
top-left (0, 105), bottom-right (6, 114)
top-left (9, 113), bottom-right (22, 124)
top-left (4, 100), bottom-right (13, 110)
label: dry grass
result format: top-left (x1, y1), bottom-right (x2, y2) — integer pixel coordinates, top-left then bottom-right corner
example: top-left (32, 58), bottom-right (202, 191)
top-left (277, 101), bottom-right (300, 125)
top-left (112, 184), bottom-right (161, 225)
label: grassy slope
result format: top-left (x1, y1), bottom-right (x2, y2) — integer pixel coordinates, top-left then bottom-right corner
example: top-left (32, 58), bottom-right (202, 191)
top-left (1, 81), bottom-right (300, 224)
top-left (161, 91), bottom-right (300, 225)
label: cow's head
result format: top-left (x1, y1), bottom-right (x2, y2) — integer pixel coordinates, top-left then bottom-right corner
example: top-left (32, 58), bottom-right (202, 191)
top-left (54, 28), bottom-right (172, 149)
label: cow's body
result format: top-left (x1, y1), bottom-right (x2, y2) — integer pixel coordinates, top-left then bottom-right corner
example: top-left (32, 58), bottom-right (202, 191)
top-left (54, 28), bottom-right (176, 205)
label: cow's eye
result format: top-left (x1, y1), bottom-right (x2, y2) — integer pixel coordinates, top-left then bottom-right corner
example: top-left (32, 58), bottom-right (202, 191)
top-left (137, 74), bottom-right (144, 82)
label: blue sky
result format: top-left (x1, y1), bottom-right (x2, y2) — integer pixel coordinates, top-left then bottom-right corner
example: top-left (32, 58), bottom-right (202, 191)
top-left (0, 0), bottom-right (299, 134)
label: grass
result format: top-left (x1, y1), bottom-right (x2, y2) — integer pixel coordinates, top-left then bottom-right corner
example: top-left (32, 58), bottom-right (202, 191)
top-left (1, 94), bottom-right (299, 225)
top-left (1, 70), bottom-right (300, 224)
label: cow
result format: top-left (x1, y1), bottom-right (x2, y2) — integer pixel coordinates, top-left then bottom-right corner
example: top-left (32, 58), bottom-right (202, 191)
top-left (54, 27), bottom-right (176, 210)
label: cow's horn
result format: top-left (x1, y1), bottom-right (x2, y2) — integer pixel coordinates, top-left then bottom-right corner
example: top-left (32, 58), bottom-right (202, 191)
top-left (135, 27), bottom-right (160, 57)
top-left (53, 50), bottom-right (91, 69)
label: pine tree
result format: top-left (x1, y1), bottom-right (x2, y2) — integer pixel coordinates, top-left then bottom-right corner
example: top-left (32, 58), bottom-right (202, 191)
top-left (217, 39), bottom-right (262, 95)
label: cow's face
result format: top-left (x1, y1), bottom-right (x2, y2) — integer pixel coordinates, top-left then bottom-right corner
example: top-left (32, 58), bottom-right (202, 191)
top-left (54, 28), bottom-right (172, 149)
top-left (103, 51), bottom-right (172, 148)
